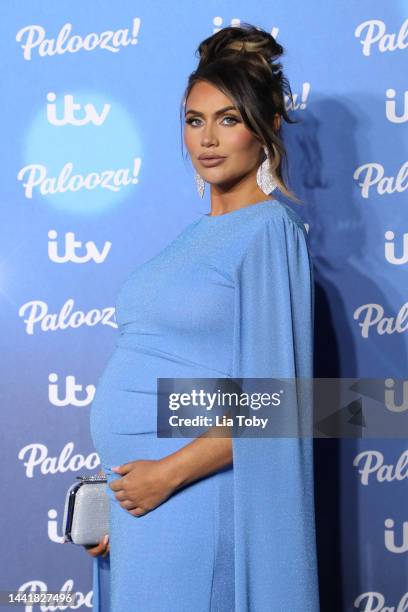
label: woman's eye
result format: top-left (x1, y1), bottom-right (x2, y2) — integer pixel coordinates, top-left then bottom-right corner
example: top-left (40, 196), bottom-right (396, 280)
top-left (186, 118), bottom-right (202, 126)
top-left (222, 116), bottom-right (238, 125)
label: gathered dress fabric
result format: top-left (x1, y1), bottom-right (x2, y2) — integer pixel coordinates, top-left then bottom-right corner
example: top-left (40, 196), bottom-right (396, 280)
top-left (89, 199), bottom-right (320, 611)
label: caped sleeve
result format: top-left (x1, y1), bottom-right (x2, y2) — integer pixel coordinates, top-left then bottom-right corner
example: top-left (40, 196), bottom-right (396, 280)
top-left (231, 212), bottom-right (320, 611)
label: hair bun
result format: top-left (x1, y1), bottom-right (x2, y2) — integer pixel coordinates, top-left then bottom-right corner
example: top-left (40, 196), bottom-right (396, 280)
top-left (197, 23), bottom-right (283, 72)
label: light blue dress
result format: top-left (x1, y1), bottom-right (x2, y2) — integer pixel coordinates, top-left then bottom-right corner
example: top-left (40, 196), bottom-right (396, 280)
top-left (89, 198), bottom-right (320, 611)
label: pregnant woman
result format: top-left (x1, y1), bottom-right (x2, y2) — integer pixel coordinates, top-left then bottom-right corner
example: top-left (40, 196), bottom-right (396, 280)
top-left (88, 23), bottom-right (320, 611)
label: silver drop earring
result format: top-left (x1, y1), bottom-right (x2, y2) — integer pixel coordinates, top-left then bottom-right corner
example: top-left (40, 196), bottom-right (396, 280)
top-left (256, 145), bottom-right (277, 195)
top-left (195, 171), bottom-right (205, 198)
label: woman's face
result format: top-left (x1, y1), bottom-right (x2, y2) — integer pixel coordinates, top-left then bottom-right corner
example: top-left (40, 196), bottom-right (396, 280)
top-left (183, 80), bottom-right (265, 190)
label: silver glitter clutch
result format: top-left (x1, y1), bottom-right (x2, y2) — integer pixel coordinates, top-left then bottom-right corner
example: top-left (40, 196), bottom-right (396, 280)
top-left (62, 472), bottom-right (109, 546)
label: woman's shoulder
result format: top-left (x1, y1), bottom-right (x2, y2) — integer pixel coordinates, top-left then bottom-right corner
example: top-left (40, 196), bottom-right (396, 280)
top-left (233, 199), bottom-right (311, 268)
top-left (252, 199), bottom-right (308, 235)
top-left (235, 200), bottom-right (309, 257)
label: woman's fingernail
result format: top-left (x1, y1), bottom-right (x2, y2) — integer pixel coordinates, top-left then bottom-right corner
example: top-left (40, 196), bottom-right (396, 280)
top-left (104, 534), bottom-right (109, 544)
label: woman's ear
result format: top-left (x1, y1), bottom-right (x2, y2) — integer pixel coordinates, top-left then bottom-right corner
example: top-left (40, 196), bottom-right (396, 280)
top-left (257, 144), bottom-right (267, 164)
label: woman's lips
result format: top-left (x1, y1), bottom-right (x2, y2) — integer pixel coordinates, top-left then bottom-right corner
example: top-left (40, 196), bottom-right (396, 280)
top-left (198, 157), bottom-right (227, 168)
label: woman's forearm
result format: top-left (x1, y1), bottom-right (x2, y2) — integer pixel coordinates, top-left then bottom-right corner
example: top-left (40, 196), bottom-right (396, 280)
top-left (159, 418), bottom-right (233, 491)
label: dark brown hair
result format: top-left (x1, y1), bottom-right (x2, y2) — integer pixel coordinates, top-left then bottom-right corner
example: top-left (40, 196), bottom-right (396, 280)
top-left (180, 23), bottom-right (301, 204)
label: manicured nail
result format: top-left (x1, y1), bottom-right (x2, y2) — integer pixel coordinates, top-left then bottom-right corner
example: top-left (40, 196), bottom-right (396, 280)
top-left (104, 535), bottom-right (109, 544)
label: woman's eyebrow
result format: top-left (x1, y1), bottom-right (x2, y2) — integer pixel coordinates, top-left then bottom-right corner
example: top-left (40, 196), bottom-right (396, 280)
top-left (185, 105), bottom-right (238, 117)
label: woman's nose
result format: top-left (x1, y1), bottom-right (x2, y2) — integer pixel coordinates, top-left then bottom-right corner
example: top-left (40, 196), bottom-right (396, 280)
top-left (201, 123), bottom-right (218, 147)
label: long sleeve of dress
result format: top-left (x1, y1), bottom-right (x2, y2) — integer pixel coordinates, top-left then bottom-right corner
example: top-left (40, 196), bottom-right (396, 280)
top-left (231, 213), bottom-right (320, 611)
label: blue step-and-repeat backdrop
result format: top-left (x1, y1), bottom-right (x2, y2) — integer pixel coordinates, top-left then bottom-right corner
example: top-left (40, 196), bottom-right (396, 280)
top-left (1, 1), bottom-right (407, 610)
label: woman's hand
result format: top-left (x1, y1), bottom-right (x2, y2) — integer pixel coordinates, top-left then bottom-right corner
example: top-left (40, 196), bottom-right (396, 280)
top-left (84, 534), bottom-right (110, 558)
top-left (109, 459), bottom-right (179, 517)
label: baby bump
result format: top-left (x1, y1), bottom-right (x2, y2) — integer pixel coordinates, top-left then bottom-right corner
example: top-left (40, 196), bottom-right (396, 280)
top-left (90, 344), bottom-right (226, 446)
top-left (89, 347), bottom-right (205, 472)
top-left (89, 344), bottom-right (235, 521)
top-left (89, 346), bottom-right (235, 609)
top-left (90, 346), bottom-right (171, 441)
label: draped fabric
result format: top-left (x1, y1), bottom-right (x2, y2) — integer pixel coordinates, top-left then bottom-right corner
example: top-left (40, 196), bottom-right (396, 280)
top-left (231, 213), bottom-right (320, 611)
